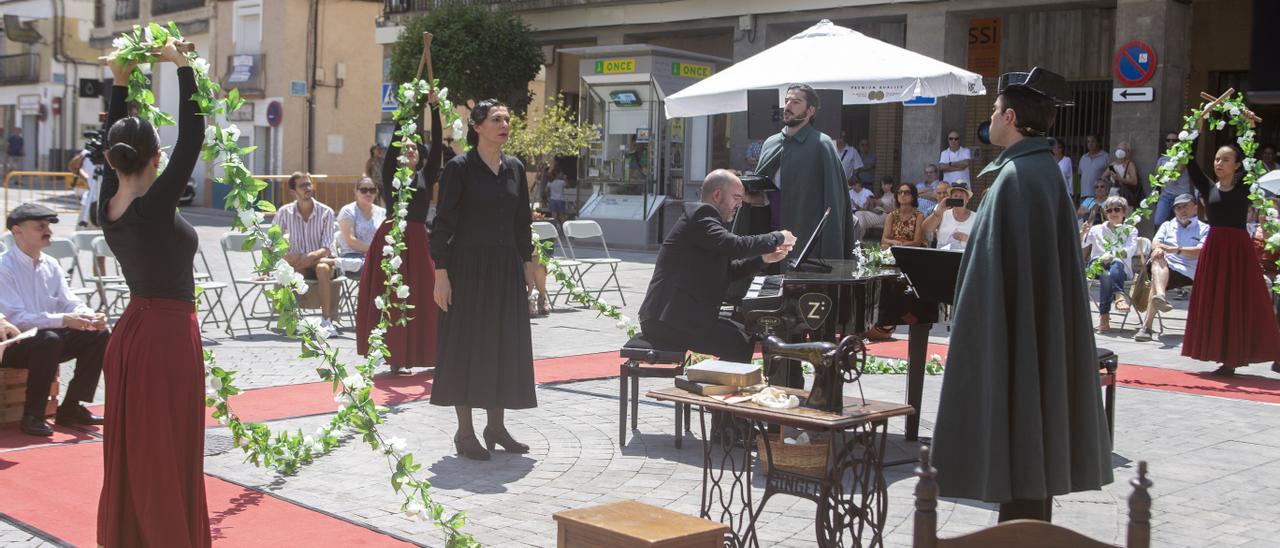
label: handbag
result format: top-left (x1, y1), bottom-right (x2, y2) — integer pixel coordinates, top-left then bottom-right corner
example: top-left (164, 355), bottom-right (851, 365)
top-left (1131, 255), bottom-right (1151, 314)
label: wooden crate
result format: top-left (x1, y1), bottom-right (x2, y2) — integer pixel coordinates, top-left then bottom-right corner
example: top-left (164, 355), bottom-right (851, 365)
top-left (554, 501), bottom-right (727, 548)
top-left (0, 368), bottom-right (59, 424)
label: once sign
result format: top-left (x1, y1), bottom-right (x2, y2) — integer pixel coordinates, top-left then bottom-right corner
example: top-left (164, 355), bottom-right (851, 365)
top-left (593, 59), bottom-right (636, 74)
top-left (671, 62), bottom-right (711, 79)
top-left (1112, 87), bottom-right (1154, 103)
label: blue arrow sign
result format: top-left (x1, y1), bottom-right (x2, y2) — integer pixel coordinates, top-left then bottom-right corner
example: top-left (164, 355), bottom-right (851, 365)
top-left (903, 96), bottom-right (937, 107)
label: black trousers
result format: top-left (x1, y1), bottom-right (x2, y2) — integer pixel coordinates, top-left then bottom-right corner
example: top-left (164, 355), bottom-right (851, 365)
top-left (640, 318), bottom-right (753, 363)
top-left (997, 497), bottom-right (1053, 522)
top-left (0, 328), bottom-right (108, 417)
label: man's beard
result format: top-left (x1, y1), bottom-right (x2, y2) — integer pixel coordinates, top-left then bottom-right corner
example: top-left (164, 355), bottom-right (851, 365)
top-left (783, 114), bottom-right (808, 128)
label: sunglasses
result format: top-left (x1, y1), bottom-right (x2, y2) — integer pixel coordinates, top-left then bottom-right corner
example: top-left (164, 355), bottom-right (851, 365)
top-left (1105, 207), bottom-right (1124, 213)
top-left (948, 137), bottom-right (960, 141)
top-left (1165, 138), bottom-right (1177, 142)
top-left (357, 187), bottom-right (378, 194)
top-left (897, 190), bottom-right (914, 195)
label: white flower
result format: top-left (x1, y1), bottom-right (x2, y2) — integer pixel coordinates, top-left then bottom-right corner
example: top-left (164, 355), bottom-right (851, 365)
top-left (238, 208), bottom-right (261, 227)
top-left (370, 328), bottom-right (386, 338)
top-left (375, 296), bottom-right (387, 310)
top-left (143, 26), bottom-right (153, 43)
top-left (311, 442), bottom-right (325, 453)
top-left (342, 373), bottom-right (367, 390)
top-left (112, 36), bottom-right (128, 50)
top-left (209, 375), bottom-right (223, 391)
top-left (398, 220), bottom-right (407, 231)
top-left (218, 416), bottom-right (228, 425)
top-left (1268, 208), bottom-right (1279, 220)
top-left (1188, 130), bottom-right (1199, 141)
top-left (1244, 158), bottom-right (1257, 172)
top-left (615, 319), bottom-right (628, 330)
top-left (1230, 106), bottom-right (1241, 117)
top-left (1268, 233), bottom-right (1280, 247)
top-left (396, 285), bottom-right (410, 299)
top-left (191, 58), bottom-right (210, 75)
top-left (402, 88), bottom-right (416, 104)
top-left (389, 274), bottom-right (403, 286)
top-left (392, 175), bottom-right (404, 189)
top-left (237, 436), bottom-right (250, 447)
top-left (404, 501), bottom-right (425, 520)
top-left (389, 256), bottom-right (403, 270)
top-left (385, 436), bottom-right (408, 454)
top-left (225, 124), bottom-right (241, 142)
top-left (304, 434), bottom-right (316, 447)
top-left (382, 245), bottom-right (395, 257)
top-left (1216, 120), bottom-right (1227, 131)
top-left (385, 234), bottom-right (396, 244)
top-left (204, 124), bottom-right (218, 143)
top-left (1178, 130), bottom-right (1189, 141)
top-left (334, 393), bottom-right (353, 406)
top-left (452, 119), bottom-right (465, 138)
top-left (403, 121), bottom-right (417, 135)
top-left (1162, 159), bottom-right (1178, 172)
top-left (930, 354), bottom-right (942, 362)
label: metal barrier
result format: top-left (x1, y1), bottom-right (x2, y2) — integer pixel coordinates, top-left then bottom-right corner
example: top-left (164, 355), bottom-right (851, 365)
top-left (2, 171), bottom-right (82, 219)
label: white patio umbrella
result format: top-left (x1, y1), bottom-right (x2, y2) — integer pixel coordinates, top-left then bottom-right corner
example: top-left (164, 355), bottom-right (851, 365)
top-left (664, 19), bottom-right (987, 119)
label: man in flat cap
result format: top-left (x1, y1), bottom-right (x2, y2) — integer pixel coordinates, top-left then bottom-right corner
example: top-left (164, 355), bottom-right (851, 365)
top-left (0, 203), bottom-right (108, 436)
top-left (930, 68), bottom-right (1113, 522)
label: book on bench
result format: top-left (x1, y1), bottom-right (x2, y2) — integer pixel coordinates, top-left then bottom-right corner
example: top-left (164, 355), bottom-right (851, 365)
top-left (675, 375), bottom-right (740, 396)
top-left (685, 360), bottom-right (763, 387)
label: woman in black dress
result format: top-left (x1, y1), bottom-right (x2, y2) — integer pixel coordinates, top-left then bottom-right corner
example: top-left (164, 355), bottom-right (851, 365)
top-left (431, 99), bottom-right (536, 460)
top-left (355, 92), bottom-right (441, 375)
top-left (96, 41), bottom-right (210, 546)
top-left (1182, 109), bottom-right (1280, 376)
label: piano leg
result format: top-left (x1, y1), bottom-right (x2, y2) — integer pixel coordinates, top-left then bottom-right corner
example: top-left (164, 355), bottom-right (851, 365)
top-left (905, 323), bottom-right (932, 442)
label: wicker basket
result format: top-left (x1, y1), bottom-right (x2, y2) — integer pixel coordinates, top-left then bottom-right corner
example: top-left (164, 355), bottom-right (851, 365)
top-left (756, 432), bottom-right (829, 477)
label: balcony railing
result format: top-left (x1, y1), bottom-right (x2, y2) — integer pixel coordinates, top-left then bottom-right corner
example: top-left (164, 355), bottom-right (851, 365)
top-left (0, 53), bottom-right (40, 86)
top-left (384, 0), bottom-right (630, 14)
top-left (115, 0), bottom-right (139, 20)
top-left (153, 0), bottom-right (205, 16)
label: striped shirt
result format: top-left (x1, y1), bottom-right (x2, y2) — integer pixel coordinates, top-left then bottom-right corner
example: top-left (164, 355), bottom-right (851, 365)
top-left (273, 200), bottom-right (335, 256)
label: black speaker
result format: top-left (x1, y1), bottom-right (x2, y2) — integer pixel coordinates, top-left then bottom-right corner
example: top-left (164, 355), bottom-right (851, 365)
top-left (746, 88), bottom-right (844, 140)
top-left (1248, 0), bottom-right (1280, 104)
top-left (79, 78), bottom-right (103, 99)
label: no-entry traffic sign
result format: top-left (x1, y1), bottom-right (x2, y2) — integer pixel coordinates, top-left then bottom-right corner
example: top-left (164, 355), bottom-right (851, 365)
top-left (1113, 40), bottom-right (1157, 86)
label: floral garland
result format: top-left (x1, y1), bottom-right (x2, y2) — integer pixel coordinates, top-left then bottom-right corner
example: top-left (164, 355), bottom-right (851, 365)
top-left (532, 238), bottom-right (639, 336)
top-left (1088, 92), bottom-right (1280, 292)
top-left (109, 24), bottom-right (475, 546)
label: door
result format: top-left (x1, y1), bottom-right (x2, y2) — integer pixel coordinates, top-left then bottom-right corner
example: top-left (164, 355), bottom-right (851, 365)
top-left (21, 114), bottom-right (37, 170)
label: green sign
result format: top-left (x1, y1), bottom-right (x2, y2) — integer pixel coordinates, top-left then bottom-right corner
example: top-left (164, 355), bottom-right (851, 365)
top-left (593, 59), bottom-right (636, 74)
top-left (671, 62), bottom-right (711, 78)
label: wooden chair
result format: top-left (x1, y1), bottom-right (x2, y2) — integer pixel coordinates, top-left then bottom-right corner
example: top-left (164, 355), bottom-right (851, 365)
top-left (618, 335), bottom-right (690, 449)
top-left (913, 446), bottom-right (1151, 548)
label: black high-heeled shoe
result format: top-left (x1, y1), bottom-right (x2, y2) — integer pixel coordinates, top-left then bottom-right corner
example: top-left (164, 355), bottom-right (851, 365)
top-left (454, 432), bottom-right (491, 461)
top-left (483, 426), bottom-right (530, 454)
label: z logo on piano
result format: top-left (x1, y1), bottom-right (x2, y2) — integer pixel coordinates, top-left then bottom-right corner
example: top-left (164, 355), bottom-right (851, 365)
top-left (797, 292), bottom-right (832, 330)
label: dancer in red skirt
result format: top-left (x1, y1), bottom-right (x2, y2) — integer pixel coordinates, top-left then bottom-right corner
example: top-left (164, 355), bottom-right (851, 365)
top-left (96, 42), bottom-right (210, 547)
top-left (355, 91), bottom-right (441, 375)
top-left (1182, 106), bottom-right (1280, 376)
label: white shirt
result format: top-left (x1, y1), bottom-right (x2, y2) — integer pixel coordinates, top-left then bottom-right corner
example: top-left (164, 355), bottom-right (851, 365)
top-left (0, 248), bottom-right (93, 330)
top-left (1154, 217), bottom-right (1208, 279)
top-left (939, 147), bottom-right (972, 184)
top-left (1082, 223), bottom-right (1138, 278)
top-left (1057, 156), bottom-right (1073, 196)
top-left (937, 209), bottom-right (975, 250)
top-left (848, 187), bottom-right (874, 209)
top-left (548, 178), bottom-right (567, 201)
top-left (336, 202), bottom-right (386, 255)
top-left (837, 146), bottom-right (864, 182)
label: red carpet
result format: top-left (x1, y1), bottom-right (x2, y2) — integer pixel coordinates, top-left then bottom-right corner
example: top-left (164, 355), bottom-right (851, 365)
top-left (865, 339), bottom-right (1280, 404)
top-left (0, 442), bottom-right (407, 546)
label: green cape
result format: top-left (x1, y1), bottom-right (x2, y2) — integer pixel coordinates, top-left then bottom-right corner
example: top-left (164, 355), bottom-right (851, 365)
top-left (931, 137), bottom-right (1113, 502)
top-left (756, 125), bottom-right (853, 260)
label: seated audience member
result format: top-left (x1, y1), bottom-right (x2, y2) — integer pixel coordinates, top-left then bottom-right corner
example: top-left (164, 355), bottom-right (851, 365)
top-left (0, 203), bottom-right (108, 436)
top-left (849, 177), bottom-right (880, 241)
top-left (920, 180), bottom-right (951, 217)
top-left (336, 177), bottom-right (386, 275)
top-left (916, 164), bottom-right (942, 196)
top-left (638, 169), bottom-right (794, 363)
top-left (881, 183), bottom-right (926, 250)
top-left (922, 183), bottom-right (975, 250)
top-left (1081, 196), bottom-right (1137, 333)
top-left (1136, 194), bottom-right (1206, 341)
top-left (853, 138), bottom-right (877, 186)
top-left (1078, 180), bottom-right (1109, 226)
top-left (877, 177), bottom-right (898, 214)
top-left (273, 172), bottom-right (339, 337)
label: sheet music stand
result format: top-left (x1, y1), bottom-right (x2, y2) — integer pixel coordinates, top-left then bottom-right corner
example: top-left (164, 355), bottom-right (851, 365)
top-left (889, 246), bottom-right (964, 305)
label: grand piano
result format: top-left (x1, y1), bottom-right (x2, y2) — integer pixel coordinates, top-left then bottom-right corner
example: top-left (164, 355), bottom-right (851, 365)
top-left (737, 251), bottom-right (961, 441)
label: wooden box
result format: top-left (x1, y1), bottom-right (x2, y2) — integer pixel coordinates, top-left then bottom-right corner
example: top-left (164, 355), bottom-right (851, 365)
top-left (0, 368), bottom-right (59, 424)
top-left (553, 501), bottom-right (727, 548)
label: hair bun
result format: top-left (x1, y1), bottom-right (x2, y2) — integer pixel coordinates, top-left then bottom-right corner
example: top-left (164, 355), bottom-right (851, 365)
top-left (109, 142), bottom-right (138, 161)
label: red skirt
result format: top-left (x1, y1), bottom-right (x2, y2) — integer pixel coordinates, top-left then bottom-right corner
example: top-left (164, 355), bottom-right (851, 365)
top-left (97, 297), bottom-right (210, 548)
top-left (355, 220), bottom-right (439, 367)
top-left (1183, 227), bottom-right (1280, 366)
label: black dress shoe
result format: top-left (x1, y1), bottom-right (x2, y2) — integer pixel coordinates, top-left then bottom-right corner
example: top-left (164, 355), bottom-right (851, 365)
top-left (20, 415), bottom-right (53, 437)
top-left (55, 404), bottom-right (104, 426)
top-left (454, 432), bottom-right (491, 461)
top-left (483, 426), bottom-right (529, 454)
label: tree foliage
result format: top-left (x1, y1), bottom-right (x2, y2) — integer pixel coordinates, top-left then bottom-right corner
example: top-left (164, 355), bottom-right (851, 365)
top-left (506, 94), bottom-right (600, 174)
top-left (389, 4), bottom-right (544, 111)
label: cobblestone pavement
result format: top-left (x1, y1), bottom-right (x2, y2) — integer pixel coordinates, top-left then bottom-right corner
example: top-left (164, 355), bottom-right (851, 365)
top-left (2, 207), bottom-right (1276, 546)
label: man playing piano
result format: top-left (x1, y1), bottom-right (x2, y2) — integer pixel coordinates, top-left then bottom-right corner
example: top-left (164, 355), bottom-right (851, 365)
top-left (638, 170), bottom-right (795, 362)
top-left (930, 68), bottom-right (1113, 523)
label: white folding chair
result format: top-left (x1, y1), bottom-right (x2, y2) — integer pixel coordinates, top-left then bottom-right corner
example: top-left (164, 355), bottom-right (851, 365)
top-left (332, 229), bottom-right (361, 324)
top-left (71, 230), bottom-right (104, 285)
top-left (220, 231), bottom-right (276, 337)
top-left (531, 221), bottom-right (584, 307)
top-left (561, 220), bottom-right (626, 305)
top-left (44, 238), bottom-right (97, 302)
top-left (193, 245), bottom-right (231, 333)
top-left (90, 237), bottom-right (131, 318)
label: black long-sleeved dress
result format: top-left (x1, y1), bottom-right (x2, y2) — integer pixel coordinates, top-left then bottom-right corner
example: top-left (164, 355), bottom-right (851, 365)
top-left (428, 149), bottom-right (536, 409)
top-left (355, 106), bottom-right (443, 367)
top-left (96, 66), bottom-right (212, 547)
top-left (1181, 140), bottom-right (1280, 366)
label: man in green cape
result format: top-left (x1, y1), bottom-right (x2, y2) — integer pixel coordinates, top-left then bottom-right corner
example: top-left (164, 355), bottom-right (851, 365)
top-left (754, 84), bottom-right (854, 262)
top-left (930, 68), bottom-right (1113, 522)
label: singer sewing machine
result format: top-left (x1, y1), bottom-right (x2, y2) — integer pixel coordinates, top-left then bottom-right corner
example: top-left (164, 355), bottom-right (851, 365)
top-left (762, 335), bottom-right (866, 412)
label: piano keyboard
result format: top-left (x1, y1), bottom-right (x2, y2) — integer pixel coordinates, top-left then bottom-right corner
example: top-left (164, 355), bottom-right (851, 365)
top-left (746, 274), bottom-right (784, 298)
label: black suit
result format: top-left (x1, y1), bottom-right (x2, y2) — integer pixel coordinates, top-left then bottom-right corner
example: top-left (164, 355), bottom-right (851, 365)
top-left (638, 203), bottom-right (784, 362)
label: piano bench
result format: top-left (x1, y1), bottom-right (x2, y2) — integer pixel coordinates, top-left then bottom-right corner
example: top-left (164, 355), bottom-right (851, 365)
top-left (1097, 348), bottom-right (1119, 442)
top-left (619, 336), bottom-right (692, 449)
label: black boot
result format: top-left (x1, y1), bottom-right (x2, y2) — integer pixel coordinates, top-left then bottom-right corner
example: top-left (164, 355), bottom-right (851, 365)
top-left (483, 426), bottom-right (529, 454)
top-left (454, 432), bottom-right (491, 461)
top-left (1209, 365), bottom-right (1236, 377)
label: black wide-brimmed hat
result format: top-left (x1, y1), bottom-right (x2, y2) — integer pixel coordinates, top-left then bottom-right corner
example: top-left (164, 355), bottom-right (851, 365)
top-left (998, 67), bottom-right (1074, 106)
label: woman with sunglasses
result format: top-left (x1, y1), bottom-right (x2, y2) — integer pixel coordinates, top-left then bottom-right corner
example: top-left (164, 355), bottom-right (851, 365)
top-left (1080, 196), bottom-right (1137, 333)
top-left (1153, 132), bottom-right (1195, 227)
top-left (354, 92), bottom-right (442, 376)
top-left (336, 177), bottom-right (386, 275)
top-left (1181, 106), bottom-right (1280, 376)
top-left (1076, 180), bottom-right (1110, 226)
top-left (880, 183), bottom-right (926, 250)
